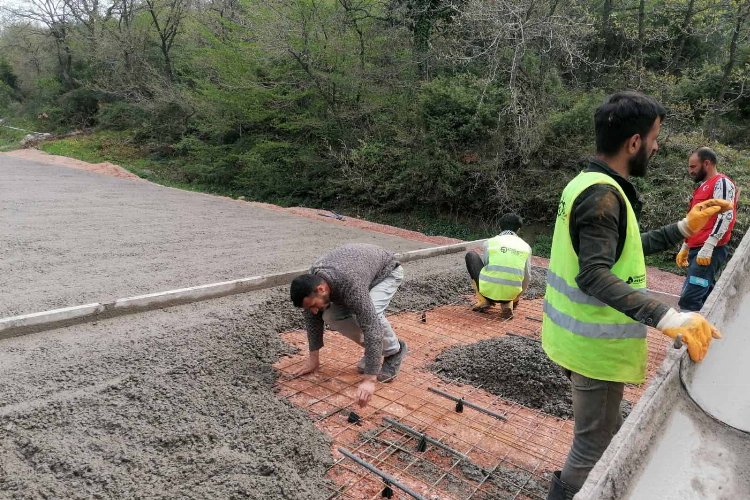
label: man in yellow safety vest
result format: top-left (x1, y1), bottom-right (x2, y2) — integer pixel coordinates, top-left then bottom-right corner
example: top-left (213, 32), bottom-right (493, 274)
top-left (543, 91), bottom-right (730, 499)
top-left (465, 213), bottom-right (531, 318)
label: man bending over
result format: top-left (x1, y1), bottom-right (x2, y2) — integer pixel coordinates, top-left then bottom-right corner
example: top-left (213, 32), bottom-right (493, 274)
top-left (290, 243), bottom-right (408, 408)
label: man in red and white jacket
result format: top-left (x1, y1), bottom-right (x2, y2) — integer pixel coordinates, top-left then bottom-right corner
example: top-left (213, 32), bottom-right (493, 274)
top-left (676, 147), bottom-right (738, 311)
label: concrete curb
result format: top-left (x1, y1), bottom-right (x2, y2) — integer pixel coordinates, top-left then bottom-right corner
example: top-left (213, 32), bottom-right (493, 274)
top-left (0, 240), bottom-right (488, 339)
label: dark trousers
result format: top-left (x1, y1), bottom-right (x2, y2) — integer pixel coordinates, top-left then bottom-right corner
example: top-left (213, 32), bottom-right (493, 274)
top-left (678, 245), bottom-right (729, 312)
top-left (465, 251), bottom-right (484, 285)
top-left (560, 371), bottom-right (624, 492)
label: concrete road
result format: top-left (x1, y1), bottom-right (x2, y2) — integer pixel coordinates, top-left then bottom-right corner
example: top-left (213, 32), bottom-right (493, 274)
top-left (0, 154), bottom-right (428, 316)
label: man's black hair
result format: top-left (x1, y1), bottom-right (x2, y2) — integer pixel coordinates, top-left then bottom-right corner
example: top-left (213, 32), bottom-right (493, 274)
top-left (290, 274), bottom-right (323, 307)
top-left (499, 213), bottom-right (523, 233)
top-left (693, 146), bottom-right (718, 165)
top-left (594, 91), bottom-right (666, 155)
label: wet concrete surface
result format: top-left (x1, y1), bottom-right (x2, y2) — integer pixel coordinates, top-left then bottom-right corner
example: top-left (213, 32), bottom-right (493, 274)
top-left (0, 155), bottom-right (429, 317)
top-left (623, 396), bottom-right (750, 500)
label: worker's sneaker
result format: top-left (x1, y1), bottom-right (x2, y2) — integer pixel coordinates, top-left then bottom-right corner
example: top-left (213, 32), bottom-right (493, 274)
top-left (356, 356), bottom-right (366, 374)
top-left (377, 340), bottom-right (408, 382)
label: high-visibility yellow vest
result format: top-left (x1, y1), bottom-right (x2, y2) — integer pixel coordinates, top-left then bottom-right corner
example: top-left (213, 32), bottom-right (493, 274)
top-left (542, 172), bottom-right (648, 383)
top-left (478, 234), bottom-right (530, 301)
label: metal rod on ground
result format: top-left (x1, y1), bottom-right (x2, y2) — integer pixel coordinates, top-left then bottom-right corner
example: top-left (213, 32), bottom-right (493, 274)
top-left (382, 417), bottom-right (470, 461)
top-left (428, 387), bottom-right (507, 421)
top-left (337, 447), bottom-right (427, 500)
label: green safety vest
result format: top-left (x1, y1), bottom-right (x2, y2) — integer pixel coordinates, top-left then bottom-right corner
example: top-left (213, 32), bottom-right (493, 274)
top-left (542, 172), bottom-right (648, 384)
top-left (478, 234), bottom-right (530, 301)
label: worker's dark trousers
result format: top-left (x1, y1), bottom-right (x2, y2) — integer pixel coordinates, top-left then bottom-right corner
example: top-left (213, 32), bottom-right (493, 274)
top-left (559, 371), bottom-right (624, 492)
top-left (678, 246), bottom-right (729, 312)
top-left (465, 251), bottom-right (484, 285)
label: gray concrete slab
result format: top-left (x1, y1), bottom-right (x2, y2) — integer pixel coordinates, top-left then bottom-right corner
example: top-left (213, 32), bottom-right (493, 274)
top-left (0, 155), bottom-right (428, 317)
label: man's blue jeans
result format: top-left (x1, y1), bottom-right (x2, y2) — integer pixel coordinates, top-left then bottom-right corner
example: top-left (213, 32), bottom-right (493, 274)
top-left (678, 245), bottom-right (729, 312)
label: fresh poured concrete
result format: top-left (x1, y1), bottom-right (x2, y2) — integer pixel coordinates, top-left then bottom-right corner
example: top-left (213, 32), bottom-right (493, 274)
top-left (577, 229), bottom-right (750, 499)
top-left (684, 289), bottom-right (750, 433)
top-left (623, 398), bottom-right (750, 500)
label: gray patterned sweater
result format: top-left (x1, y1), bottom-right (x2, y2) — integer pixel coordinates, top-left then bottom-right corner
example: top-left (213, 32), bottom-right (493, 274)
top-left (304, 243), bottom-right (400, 375)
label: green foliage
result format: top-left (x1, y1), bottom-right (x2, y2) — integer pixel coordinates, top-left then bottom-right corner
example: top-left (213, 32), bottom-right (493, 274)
top-left (134, 99), bottom-right (193, 143)
top-left (0, 82), bottom-right (14, 111)
top-left (419, 75), bottom-right (504, 147)
top-left (97, 101), bottom-right (149, 131)
top-left (549, 93), bottom-right (602, 143)
top-left (0, 59), bottom-right (18, 91)
top-left (56, 88), bottom-right (105, 128)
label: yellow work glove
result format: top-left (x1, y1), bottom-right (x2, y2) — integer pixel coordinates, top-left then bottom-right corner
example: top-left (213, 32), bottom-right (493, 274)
top-left (676, 242), bottom-right (689, 268)
top-left (678, 199), bottom-right (733, 236)
top-left (696, 235), bottom-right (719, 266)
top-left (657, 308), bottom-right (721, 362)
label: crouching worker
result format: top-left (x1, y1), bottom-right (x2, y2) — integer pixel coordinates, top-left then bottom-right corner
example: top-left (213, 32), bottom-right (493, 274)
top-left (290, 243), bottom-right (408, 408)
top-left (465, 213), bottom-right (532, 318)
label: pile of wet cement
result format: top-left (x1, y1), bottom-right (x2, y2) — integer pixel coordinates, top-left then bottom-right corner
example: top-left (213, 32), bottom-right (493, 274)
top-left (431, 335), bottom-right (574, 418)
top-left (389, 267), bottom-right (472, 312)
top-left (524, 265), bottom-right (548, 299)
top-left (388, 263), bottom-right (547, 312)
top-left (0, 289), bottom-right (334, 499)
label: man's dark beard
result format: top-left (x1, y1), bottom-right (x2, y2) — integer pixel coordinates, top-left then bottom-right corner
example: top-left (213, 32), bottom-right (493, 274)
top-left (628, 144), bottom-right (649, 178)
top-left (691, 166), bottom-right (707, 183)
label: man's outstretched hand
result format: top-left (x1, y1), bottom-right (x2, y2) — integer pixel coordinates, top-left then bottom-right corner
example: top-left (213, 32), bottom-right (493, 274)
top-left (357, 376), bottom-right (377, 408)
top-left (293, 351), bottom-right (320, 376)
top-left (681, 199), bottom-right (733, 235)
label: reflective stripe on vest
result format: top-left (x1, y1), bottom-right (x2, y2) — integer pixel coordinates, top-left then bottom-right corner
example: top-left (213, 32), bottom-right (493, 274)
top-left (541, 171), bottom-right (648, 384)
top-left (543, 301), bottom-right (646, 339)
top-left (478, 235), bottom-right (530, 301)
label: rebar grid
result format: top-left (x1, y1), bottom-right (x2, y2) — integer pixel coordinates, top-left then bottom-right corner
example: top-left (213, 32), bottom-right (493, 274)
top-left (275, 298), bottom-right (671, 500)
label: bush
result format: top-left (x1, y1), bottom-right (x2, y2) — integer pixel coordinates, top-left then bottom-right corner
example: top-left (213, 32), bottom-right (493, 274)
top-left (57, 88), bottom-right (104, 128)
top-left (419, 75), bottom-right (505, 148)
top-left (234, 140), bottom-right (326, 204)
top-left (0, 82), bottom-right (14, 111)
top-left (135, 99), bottom-right (194, 143)
top-left (97, 101), bottom-right (148, 131)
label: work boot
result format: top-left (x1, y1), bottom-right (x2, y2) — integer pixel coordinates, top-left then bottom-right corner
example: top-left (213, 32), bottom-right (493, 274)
top-left (500, 301), bottom-right (514, 319)
top-left (546, 471), bottom-right (577, 500)
top-left (356, 356), bottom-right (366, 374)
top-left (377, 340), bottom-right (408, 382)
top-left (471, 282), bottom-right (491, 312)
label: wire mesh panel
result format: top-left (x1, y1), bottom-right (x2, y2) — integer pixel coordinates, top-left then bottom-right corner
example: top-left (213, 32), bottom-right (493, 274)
top-left (275, 298), bottom-right (671, 499)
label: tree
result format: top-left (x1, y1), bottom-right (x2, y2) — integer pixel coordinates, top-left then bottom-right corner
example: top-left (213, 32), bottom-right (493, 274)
top-left (2, 0), bottom-right (77, 89)
top-left (144, 0), bottom-right (190, 82)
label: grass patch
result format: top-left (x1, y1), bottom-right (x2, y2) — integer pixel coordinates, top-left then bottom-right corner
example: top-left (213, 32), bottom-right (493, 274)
top-left (38, 131), bottom-right (222, 195)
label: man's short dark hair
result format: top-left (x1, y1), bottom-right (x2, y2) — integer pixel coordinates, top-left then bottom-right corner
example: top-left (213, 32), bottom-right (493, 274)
top-left (499, 213), bottom-right (523, 233)
top-left (290, 274), bottom-right (323, 307)
top-left (594, 91), bottom-right (666, 155)
top-left (693, 146), bottom-right (717, 165)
